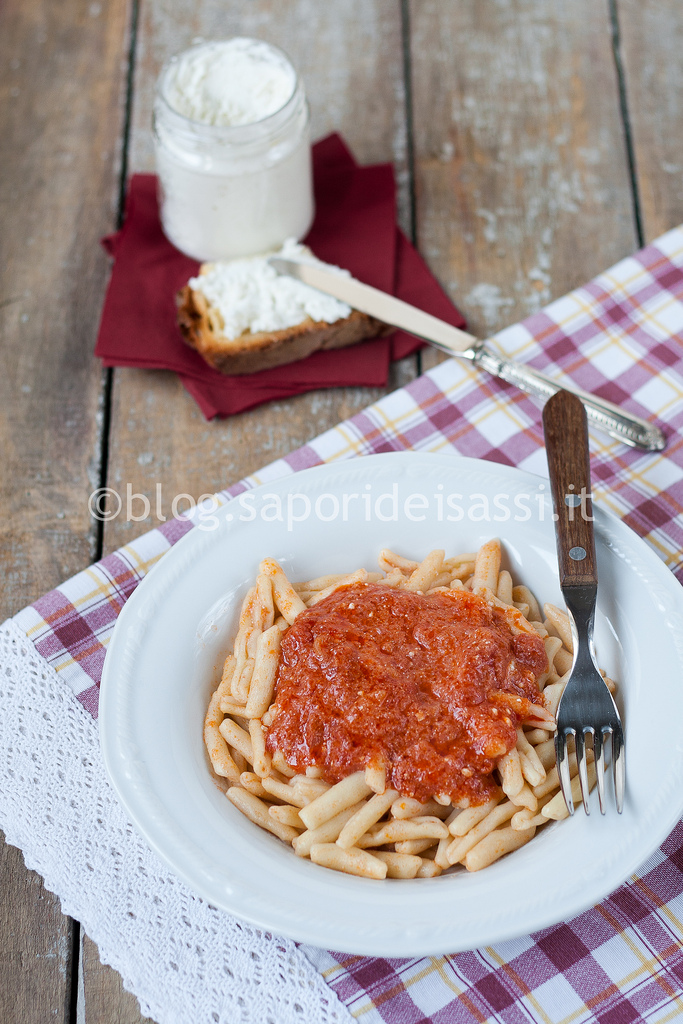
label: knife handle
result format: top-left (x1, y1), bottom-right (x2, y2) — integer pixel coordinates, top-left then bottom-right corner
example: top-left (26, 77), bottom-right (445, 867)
top-left (543, 390), bottom-right (598, 589)
top-left (474, 346), bottom-right (665, 452)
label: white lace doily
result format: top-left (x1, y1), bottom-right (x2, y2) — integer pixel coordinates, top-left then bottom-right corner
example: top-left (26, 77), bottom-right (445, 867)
top-left (0, 619), bottom-right (351, 1024)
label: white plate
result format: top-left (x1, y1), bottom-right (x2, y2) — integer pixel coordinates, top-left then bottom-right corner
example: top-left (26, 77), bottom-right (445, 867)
top-left (100, 453), bottom-right (683, 956)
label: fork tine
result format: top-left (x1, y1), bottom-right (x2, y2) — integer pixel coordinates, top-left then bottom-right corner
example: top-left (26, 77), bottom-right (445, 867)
top-left (594, 729), bottom-right (606, 814)
top-left (612, 727), bottom-right (625, 814)
top-left (575, 729), bottom-right (591, 815)
top-left (556, 729), bottom-right (574, 816)
top-left (544, 392), bottom-right (625, 816)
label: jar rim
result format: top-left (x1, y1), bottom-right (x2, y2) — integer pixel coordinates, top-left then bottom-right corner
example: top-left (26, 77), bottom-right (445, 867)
top-left (155, 37), bottom-right (303, 138)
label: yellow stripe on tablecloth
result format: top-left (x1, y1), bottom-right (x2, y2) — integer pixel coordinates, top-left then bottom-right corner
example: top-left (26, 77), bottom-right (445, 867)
top-left (568, 289), bottom-right (683, 417)
top-left (633, 876), bottom-right (683, 941)
top-left (607, 454), bottom-right (683, 518)
top-left (630, 290), bottom-right (683, 349)
top-left (656, 1004), bottom-right (683, 1024)
top-left (472, 388), bottom-right (537, 431)
top-left (47, 541), bottom-right (181, 674)
top-left (588, 486), bottom-right (683, 569)
top-left (22, 572), bottom-right (123, 639)
top-left (594, 903), bottom-right (683, 1013)
top-left (621, 446), bottom-right (683, 502)
top-left (115, 542), bottom-right (168, 574)
top-left (347, 956), bottom-right (467, 1020)
top-left (492, 235), bottom-right (683, 363)
top-left (484, 946), bottom-right (571, 1024)
top-left (48, 633), bottom-right (112, 676)
top-left (633, 532), bottom-right (680, 568)
top-left (79, 552), bottom-right (166, 611)
top-left (22, 551), bottom-right (166, 640)
top-left (571, 293), bottom-right (647, 355)
top-left (600, 238), bottom-right (683, 302)
top-left (484, 913), bottom-right (683, 1023)
top-left (304, 361), bottom-right (483, 468)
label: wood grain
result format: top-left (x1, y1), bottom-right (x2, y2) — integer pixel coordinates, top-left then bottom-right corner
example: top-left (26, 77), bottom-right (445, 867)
top-left (0, 0), bottom-right (131, 1020)
top-left (543, 391), bottom-right (597, 588)
top-left (0, 834), bottom-right (74, 1024)
top-left (129, 0), bottom-right (412, 230)
top-left (408, 0), bottom-right (639, 371)
top-left (94, 2), bottom-right (414, 1019)
top-left (82, 934), bottom-right (154, 1024)
top-left (0, 0), bottom-right (130, 615)
top-left (103, 362), bottom-right (415, 555)
top-left (616, 0), bottom-right (683, 240)
top-left (7, 2), bottom-right (673, 1018)
top-left (103, 0), bottom-right (416, 560)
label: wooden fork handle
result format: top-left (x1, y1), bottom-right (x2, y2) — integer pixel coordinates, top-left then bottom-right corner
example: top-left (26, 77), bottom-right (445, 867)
top-left (543, 390), bottom-right (598, 588)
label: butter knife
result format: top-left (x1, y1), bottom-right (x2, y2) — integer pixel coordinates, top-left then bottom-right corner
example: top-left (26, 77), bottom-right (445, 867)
top-left (269, 257), bottom-right (665, 452)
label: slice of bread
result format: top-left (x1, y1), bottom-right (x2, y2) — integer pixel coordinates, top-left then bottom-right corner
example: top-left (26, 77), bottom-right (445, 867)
top-left (176, 251), bottom-right (388, 376)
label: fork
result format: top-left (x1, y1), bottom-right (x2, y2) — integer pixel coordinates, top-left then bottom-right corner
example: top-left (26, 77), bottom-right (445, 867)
top-left (542, 390), bottom-right (625, 814)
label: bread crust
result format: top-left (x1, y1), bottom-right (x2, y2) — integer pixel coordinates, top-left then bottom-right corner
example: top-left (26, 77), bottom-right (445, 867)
top-left (177, 284), bottom-right (389, 375)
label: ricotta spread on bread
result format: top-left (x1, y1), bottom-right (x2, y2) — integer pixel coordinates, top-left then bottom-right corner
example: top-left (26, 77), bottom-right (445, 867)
top-left (177, 241), bottom-right (387, 376)
top-left (187, 240), bottom-right (351, 340)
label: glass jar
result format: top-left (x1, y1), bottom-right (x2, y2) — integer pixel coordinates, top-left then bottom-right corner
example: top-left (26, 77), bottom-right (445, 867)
top-left (153, 39), bottom-right (314, 262)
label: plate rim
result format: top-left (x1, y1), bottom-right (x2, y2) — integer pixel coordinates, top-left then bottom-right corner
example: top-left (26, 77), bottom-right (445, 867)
top-left (100, 451), bottom-right (683, 955)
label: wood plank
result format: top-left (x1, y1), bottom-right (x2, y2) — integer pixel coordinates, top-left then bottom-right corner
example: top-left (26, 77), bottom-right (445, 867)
top-left (616, 0), bottom-right (683, 241)
top-left (0, 0), bottom-right (130, 613)
top-left (92, 3), bottom-right (414, 1019)
top-left (0, 834), bottom-right (73, 1024)
top-left (103, 0), bottom-right (415, 565)
top-left (129, 0), bottom-right (413, 230)
top-left (408, 0), bottom-right (639, 370)
top-left (103, 363), bottom-right (414, 558)
top-left (82, 934), bottom-right (154, 1024)
top-left (0, 0), bottom-right (132, 1020)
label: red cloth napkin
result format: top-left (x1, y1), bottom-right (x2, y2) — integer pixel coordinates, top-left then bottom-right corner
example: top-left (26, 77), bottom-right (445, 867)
top-left (96, 134), bottom-right (466, 418)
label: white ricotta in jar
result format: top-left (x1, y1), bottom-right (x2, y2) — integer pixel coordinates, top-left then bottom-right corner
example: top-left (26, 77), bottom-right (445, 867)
top-left (153, 38), bottom-right (314, 261)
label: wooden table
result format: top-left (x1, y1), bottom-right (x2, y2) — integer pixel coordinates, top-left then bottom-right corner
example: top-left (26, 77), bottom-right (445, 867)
top-left (1, 1), bottom-right (681, 1020)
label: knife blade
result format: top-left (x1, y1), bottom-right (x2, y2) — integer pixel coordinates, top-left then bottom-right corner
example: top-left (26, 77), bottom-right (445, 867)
top-left (269, 257), bottom-right (666, 453)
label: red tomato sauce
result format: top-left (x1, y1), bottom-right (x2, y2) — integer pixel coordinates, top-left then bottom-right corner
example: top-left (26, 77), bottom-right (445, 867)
top-left (265, 582), bottom-right (548, 805)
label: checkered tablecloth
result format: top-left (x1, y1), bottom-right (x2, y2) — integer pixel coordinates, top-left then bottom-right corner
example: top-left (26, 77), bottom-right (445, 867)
top-left (8, 224), bottom-right (683, 1024)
